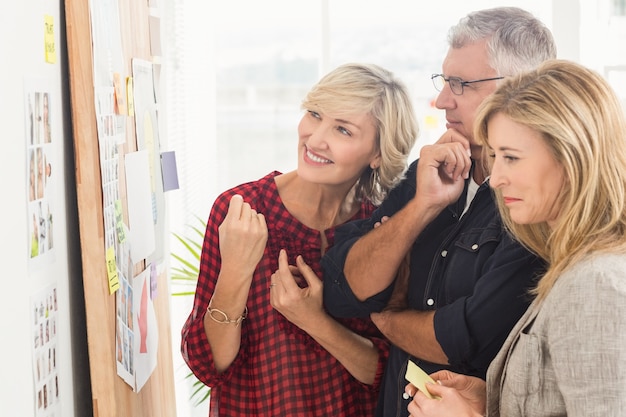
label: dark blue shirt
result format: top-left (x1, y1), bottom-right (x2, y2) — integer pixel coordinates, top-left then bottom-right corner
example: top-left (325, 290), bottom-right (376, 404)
top-left (322, 159), bottom-right (545, 417)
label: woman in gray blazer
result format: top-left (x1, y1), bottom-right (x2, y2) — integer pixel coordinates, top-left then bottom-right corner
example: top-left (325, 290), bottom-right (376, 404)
top-left (404, 59), bottom-right (626, 417)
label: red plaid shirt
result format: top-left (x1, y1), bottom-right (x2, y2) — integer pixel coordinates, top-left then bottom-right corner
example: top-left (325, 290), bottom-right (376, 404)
top-left (181, 171), bottom-right (389, 416)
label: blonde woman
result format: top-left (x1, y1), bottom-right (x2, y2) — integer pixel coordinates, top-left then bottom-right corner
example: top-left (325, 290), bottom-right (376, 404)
top-left (181, 63), bottom-right (418, 416)
top-left (406, 60), bottom-right (626, 417)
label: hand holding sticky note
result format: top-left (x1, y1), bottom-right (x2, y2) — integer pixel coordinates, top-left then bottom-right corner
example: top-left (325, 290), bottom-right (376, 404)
top-left (405, 360), bottom-right (440, 399)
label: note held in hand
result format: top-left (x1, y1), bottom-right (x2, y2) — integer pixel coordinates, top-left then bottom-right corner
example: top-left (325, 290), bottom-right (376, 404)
top-left (405, 360), bottom-right (439, 399)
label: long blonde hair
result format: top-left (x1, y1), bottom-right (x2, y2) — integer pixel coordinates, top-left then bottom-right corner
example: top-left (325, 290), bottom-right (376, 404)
top-left (475, 60), bottom-right (626, 299)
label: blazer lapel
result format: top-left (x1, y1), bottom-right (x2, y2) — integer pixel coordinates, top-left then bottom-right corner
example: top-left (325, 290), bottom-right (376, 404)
top-left (486, 298), bottom-right (542, 417)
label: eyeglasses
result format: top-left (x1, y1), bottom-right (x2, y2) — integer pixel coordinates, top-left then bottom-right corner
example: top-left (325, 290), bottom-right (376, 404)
top-left (431, 74), bottom-right (504, 96)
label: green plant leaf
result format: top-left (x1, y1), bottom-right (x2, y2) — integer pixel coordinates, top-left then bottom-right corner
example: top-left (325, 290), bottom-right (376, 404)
top-left (171, 215), bottom-right (211, 403)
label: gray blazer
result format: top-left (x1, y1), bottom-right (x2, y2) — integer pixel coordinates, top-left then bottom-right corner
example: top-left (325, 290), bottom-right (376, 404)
top-left (486, 253), bottom-right (626, 417)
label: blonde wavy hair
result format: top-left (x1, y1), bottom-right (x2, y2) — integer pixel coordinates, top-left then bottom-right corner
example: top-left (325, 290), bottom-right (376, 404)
top-left (302, 63), bottom-right (418, 205)
top-left (475, 59), bottom-right (626, 299)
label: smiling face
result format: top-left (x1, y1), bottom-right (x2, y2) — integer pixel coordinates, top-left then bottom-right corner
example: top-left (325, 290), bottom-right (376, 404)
top-left (296, 109), bottom-right (380, 188)
top-left (487, 113), bottom-right (565, 228)
top-left (435, 38), bottom-right (500, 160)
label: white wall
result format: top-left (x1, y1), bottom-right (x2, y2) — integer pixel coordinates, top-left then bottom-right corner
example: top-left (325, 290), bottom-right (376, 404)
top-left (0, 1), bottom-right (90, 416)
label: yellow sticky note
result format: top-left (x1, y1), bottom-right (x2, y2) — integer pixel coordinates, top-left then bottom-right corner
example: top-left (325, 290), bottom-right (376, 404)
top-left (126, 77), bottom-right (135, 116)
top-left (106, 246), bottom-right (120, 294)
top-left (44, 15), bottom-right (57, 64)
top-left (405, 360), bottom-right (439, 399)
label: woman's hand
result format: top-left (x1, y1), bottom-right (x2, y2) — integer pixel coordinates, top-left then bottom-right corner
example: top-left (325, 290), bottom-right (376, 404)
top-left (405, 370), bottom-right (486, 417)
top-left (270, 249), bottom-right (325, 331)
top-left (218, 194), bottom-right (268, 279)
top-left (205, 194), bottom-right (268, 372)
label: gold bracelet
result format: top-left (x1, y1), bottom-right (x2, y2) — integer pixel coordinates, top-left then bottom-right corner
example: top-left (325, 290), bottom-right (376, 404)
top-left (206, 299), bottom-right (248, 327)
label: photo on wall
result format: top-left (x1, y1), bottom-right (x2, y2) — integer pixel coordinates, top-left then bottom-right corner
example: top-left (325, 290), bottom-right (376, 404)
top-left (24, 80), bottom-right (56, 268)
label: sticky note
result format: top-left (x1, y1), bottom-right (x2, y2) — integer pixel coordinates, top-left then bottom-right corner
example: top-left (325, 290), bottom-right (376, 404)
top-left (106, 246), bottom-right (120, 294)
top-left (405, 360), bottom-right (439, 399)
top-left (126, 77), bottom-right (135, 116)
top-left (44, 15), bottom-right (57, 64)
top-left (160, 151), bottom-right (179, 191)
top-left (114, 200), bottom-right (126, 243)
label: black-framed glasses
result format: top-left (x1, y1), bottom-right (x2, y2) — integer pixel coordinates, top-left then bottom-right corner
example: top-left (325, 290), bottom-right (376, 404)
top-left (431, 74), bottom-right (504, 96)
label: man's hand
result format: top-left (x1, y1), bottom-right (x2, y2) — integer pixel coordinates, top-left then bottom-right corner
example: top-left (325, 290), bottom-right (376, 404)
top-left (415, 129), bottom-right (472, 211)
top-left (434, 128), bottom-right (471, 148)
